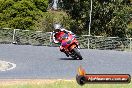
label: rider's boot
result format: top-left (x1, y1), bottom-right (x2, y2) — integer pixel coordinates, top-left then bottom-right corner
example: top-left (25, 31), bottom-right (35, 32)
top-left (60, 48), bottom-right (69, 57)
top-left (64, 51), bottom-right (69, 57)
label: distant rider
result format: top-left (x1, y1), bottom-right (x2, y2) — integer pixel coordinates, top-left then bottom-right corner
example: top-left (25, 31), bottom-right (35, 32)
top-left (52, 23), bottom-right (75, 57)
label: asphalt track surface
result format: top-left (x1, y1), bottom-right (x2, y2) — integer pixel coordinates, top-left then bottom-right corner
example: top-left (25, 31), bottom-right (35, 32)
top-left (0, 44), bottom-right (132, 79)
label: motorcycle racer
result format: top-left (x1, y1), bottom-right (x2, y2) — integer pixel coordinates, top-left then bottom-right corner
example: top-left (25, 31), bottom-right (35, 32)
top-left (52, 23), bottom-right (75, 57)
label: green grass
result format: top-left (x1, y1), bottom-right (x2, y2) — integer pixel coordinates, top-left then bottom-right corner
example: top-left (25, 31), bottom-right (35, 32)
top-left (0, 80), bottom-right (132, 88)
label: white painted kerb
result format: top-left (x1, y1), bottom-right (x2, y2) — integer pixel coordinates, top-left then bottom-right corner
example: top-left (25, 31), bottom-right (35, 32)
top-left (0, 60), bottom-right (16, 71)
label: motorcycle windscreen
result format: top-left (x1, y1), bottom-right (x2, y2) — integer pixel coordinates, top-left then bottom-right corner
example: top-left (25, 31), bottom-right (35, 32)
top-left (61, 33), bottom-right (74, 40)
top-left (61, 33), bottom-right (75, 46)
top-left (61, 34), bottom-right (68, 40)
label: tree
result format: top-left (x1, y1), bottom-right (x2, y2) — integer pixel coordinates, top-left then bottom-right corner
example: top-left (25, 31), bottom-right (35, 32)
top-left (35, 11), bottom-right (71, 32)
top-left (0, 0), bottom-right (48, 30)
top-left (62, 0), bottom-right (132, 37)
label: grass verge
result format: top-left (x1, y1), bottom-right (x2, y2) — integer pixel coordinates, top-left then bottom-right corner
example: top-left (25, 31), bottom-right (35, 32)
top-left (0, 79), bottom-right (131, 88)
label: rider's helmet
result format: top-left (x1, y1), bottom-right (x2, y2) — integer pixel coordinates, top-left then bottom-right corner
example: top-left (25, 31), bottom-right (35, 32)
top-left (53, 23), bottom-right (62, 32)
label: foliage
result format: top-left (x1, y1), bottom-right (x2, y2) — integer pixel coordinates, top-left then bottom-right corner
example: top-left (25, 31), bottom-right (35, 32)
top-left (62, 0), bottom-right (132, 37)
top-left (35, 11), bottom-right (71, 32)
top-left (0, 0), bottom-right (131, 38)
top-left (0, 0), bottom-right (48, 30)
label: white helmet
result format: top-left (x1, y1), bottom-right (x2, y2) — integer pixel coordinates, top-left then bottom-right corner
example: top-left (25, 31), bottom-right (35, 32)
top-left (53, 23), bottom-right (62, 30)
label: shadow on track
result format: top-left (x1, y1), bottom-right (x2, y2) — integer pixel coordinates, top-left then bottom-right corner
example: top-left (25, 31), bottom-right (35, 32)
top-left (59, 58), bottom-right (81, 60)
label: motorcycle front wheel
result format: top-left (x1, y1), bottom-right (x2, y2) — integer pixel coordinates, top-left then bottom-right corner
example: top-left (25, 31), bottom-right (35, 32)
top-left (71, 48), bottom-right (83, 60)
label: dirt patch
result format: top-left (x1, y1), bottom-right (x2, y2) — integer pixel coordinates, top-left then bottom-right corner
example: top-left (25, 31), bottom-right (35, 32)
top-left (0, 79), bottom-right (74, 85)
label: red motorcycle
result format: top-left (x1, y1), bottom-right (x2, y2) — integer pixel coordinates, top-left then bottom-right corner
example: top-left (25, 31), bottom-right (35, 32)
top-left (59, 32), bottom-right (83, 60)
